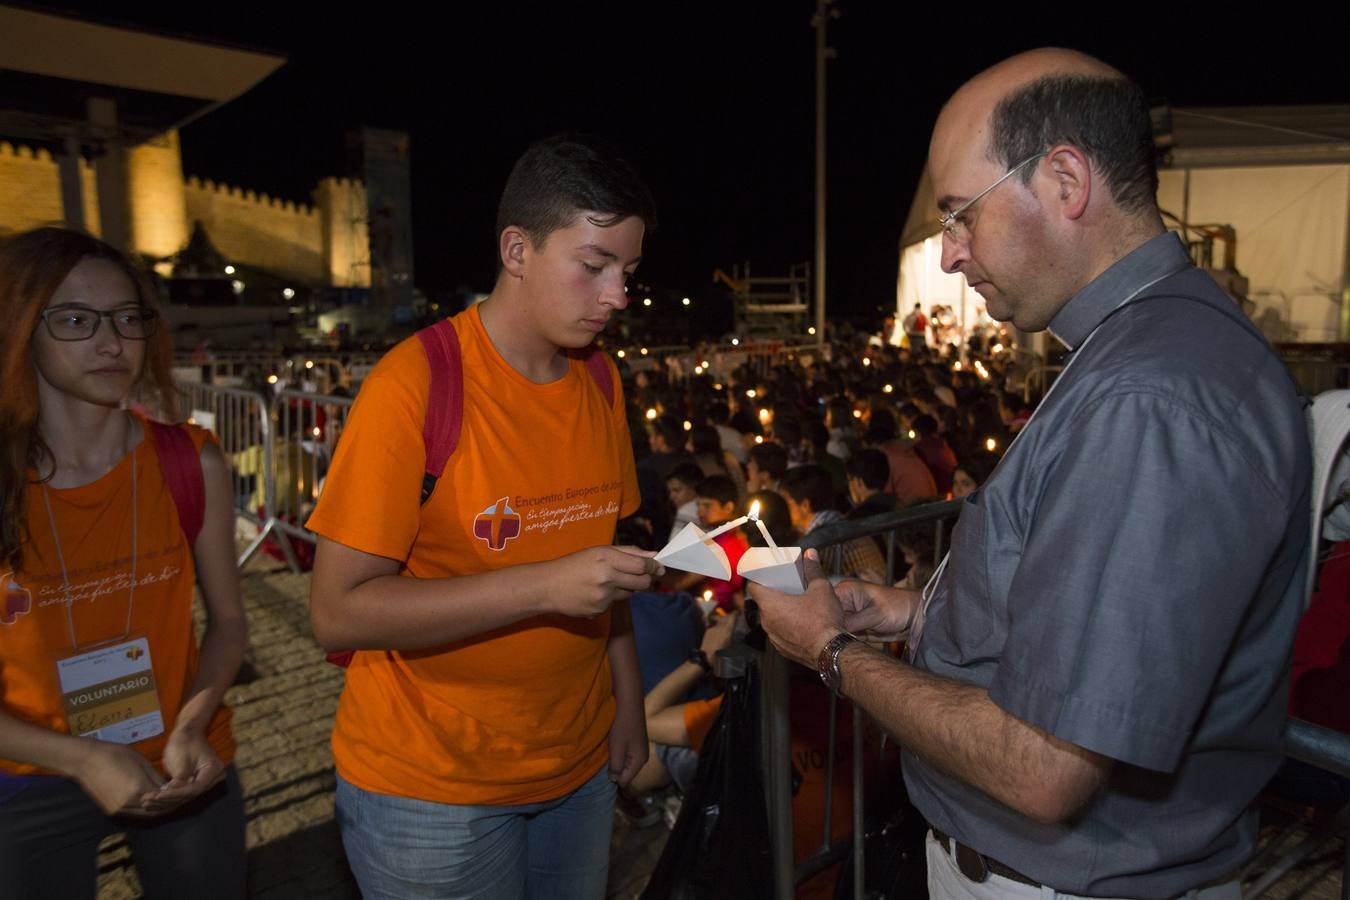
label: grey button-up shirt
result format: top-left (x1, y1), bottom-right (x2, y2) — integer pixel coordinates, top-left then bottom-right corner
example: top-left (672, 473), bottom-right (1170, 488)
top-left (905, 232), bottom-right (1310, 898)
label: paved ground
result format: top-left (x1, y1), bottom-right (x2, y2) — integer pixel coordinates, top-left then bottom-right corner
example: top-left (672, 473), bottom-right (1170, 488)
top-left (94, 562), bottom-right (1344, 898)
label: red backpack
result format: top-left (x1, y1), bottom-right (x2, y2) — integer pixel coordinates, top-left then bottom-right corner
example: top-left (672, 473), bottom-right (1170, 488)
top-left (326, 318), bottom-right (616, 667)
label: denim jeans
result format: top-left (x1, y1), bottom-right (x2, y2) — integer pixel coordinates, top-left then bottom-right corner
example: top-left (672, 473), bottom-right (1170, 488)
top-left (336, 766), bottom-right (616, 899)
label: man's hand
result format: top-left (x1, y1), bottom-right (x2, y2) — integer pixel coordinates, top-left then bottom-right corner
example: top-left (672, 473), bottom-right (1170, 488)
top-left (750, 550), bottom-right (847, 668)
top-left (151, 726), bottom-right (227, 810)
top-left (548, 547), bottom-right (664, 619)
top-left (72, 741), bottom-right (168, 818)
top-left (607, 700), bottom-right (649, 787)
top-left (837, 579), bottom-right (921, 642)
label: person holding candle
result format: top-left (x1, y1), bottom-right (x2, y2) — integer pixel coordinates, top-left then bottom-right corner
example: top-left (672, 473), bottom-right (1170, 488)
top-left (307, 135), bottom-right (661, 898)
top-left (751, 49), bottom-right (1309, 899)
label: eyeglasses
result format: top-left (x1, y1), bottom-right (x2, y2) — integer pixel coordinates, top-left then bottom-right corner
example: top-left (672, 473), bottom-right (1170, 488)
top-left (39, 304), bottom-right (159, 341)
top-left (938, 151), bottom-right (1046, 242)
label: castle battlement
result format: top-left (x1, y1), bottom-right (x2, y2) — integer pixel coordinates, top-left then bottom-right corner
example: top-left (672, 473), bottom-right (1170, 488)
top-left (0, 141), bottom-right (64, 164)
top-left (185, 174), bottom-right (317, 218)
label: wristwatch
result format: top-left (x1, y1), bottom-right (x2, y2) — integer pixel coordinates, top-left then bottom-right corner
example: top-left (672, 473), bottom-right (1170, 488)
top-left (817, 632), bottom-right (859, 694)
top-left (688, 648), bottom-right (712, 672)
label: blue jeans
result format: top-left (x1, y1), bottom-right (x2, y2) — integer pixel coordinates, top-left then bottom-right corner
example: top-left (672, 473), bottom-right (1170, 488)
top-left (336, 766), bottom-right (616, 899)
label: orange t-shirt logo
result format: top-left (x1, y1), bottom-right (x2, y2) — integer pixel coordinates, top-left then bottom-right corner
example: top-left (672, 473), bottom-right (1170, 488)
top-left (2, 575), bottom-right (31, 625)
top-left (473, 497), bottom-right (521, 551)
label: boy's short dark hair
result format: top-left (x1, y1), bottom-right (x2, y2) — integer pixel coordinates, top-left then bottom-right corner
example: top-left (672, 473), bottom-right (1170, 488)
top-left (778, 465), bottom-right (834, 513)
top-left (667, 462), bottom-right (704, 489)
top-left (496, 134), bottom-right (657, 249)
top-left (864, 409), bottom-right (898, 444)
top-left (695, 475), bottom-right (738, 507)
top-left (748, 442), bottom-right (788, 481)
top-left (652, 415), bottom-right (685, 451)
top-left (846, 448), bottom-right (890, 490)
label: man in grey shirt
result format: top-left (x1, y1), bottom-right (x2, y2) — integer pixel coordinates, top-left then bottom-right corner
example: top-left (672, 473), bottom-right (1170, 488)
top-left (753, 48), bottom-right (1309, 898)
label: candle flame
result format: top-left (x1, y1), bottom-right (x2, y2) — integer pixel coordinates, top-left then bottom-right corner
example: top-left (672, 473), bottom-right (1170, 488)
top-left (748, 500), bottom-right (761, 521)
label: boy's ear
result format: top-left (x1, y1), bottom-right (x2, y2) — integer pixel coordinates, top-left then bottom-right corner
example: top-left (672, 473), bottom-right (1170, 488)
top-left (720, 500), bottom-right (736, 516)
top-left (500, 225), bottom-right (529, 278)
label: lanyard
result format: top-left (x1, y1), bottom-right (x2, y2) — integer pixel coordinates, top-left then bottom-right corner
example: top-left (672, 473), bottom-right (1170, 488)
top-left (41, 442), bottom-right (139, 651)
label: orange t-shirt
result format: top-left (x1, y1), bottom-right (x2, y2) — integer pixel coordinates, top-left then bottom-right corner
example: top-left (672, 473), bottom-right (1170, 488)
top-left (0, 419), bottom-right (234, 776)
top-left (306, 305), bottom-right (639, 805)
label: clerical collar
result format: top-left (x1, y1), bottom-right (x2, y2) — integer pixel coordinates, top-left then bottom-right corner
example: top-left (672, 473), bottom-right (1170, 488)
top-left (1047, 231), bottom-right (1192, 351)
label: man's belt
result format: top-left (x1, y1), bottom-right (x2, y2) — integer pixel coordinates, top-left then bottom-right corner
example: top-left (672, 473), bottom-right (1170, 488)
top-left (930, 827), bottom-right (1039, 888)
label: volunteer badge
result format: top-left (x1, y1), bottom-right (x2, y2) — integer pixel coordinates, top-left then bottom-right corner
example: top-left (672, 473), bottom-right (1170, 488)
top-left (473, 497), bottom-right (521, 551)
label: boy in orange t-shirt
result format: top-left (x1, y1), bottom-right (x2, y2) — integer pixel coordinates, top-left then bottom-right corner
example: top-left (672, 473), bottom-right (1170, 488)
top-left (307, 135), bottom-right (661, 898)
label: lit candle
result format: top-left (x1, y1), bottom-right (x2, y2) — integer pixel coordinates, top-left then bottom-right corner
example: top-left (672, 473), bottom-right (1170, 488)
top-left (747, 500), bottom-right (785, 562)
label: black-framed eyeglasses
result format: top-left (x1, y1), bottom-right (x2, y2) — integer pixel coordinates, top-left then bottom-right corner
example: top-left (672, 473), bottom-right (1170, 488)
top-left (938, 151), bottom-right (1047, 243)
top-left (39, 304), bottom-right (159, 341)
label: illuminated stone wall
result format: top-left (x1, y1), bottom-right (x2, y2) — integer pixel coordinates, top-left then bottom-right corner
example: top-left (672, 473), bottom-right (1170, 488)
top-left (0, 141), bottom-right (100, 236)
top-left (0, 133), bottom-right (370, 289)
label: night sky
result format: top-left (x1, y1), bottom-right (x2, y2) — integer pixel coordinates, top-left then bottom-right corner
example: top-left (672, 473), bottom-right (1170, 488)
top-left (37, 4), bottom-right (1350, 321)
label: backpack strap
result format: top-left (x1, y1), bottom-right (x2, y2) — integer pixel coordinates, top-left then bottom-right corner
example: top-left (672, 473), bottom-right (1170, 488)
top-left (582, 349), bottom-right (615, 409)
top-left (416, 318), bottom-right (465, 505)
top-left (146, 419), bottom-right (206, 547)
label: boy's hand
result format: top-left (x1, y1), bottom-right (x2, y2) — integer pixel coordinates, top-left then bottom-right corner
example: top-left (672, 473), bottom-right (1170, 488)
top-left (548, 547), bottom-right (664, 618)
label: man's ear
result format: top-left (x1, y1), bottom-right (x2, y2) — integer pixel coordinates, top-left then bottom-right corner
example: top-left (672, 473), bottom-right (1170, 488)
top-left (500, 225), bottom-right (529, 278)
top-left (1045, 144), bottom-right (1091, 221)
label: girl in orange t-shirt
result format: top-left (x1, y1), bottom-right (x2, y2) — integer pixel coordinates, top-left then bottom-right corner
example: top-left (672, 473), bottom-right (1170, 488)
top-left (0, 228), bottom-right (248, 898)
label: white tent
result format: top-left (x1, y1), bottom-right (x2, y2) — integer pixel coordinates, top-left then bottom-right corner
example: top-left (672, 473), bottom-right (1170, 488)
top-left (897, 105), bottom-right (1350, 344)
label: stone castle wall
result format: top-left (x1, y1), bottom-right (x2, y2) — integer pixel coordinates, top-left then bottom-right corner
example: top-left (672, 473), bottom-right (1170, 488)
top-left (0, 141), bottom-right (100, 236)
top-left (0, 131), bottom-right (369, 289)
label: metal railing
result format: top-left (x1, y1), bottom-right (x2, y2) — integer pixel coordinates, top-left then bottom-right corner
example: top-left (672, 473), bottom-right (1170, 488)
top-left (179, 383), bottom-right (354, 572)
top-left (760, 499), bottom-right (962, 899)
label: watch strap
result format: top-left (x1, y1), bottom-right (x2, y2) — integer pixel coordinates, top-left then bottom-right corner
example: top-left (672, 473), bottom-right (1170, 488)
top-left (817, 632), bottom-right (858, 694)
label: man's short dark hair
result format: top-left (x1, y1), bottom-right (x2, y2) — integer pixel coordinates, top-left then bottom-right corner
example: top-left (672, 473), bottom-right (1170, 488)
top-left (748, 442), bottom-right (788, 481)
top-left (496, 134), bottom-right (657, 248)
top-left (779, 465), bottom-right (834, 513)
top-left (696, 475), bottom-right (738, 507)
top-left (988, 74), bottom-right (1157, 216)
top-left (913, 414), bottom-right (939, 438)
top-left (846, 448), bottom-right (890, 491)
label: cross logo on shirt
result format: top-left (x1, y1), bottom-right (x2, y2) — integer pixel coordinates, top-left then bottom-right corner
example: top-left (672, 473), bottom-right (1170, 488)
top-left (2, 575), bottom-right (31, 626)
top-left (473, 498), bottom-right (522, 551)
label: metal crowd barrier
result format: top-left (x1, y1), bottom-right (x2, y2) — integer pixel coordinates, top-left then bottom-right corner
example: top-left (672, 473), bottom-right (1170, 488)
top-left (764, 500), bottom-right (1350, 900)
top-left (178, 382), bottom-right (354, 573)
top-left (179, 382), bottom-right (292, 570)
top-left (267, 388), bottom-right (355, 557)
top-left (759, 499), bottom-right (962, 900)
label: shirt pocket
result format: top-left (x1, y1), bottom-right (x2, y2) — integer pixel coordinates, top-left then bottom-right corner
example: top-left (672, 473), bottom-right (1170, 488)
top-left (937, 495), bottom-right (1000, 661)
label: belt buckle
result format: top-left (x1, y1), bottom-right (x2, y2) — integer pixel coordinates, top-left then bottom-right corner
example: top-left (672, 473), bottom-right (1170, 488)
top-left (954, 841), bottom-right (989, 883)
